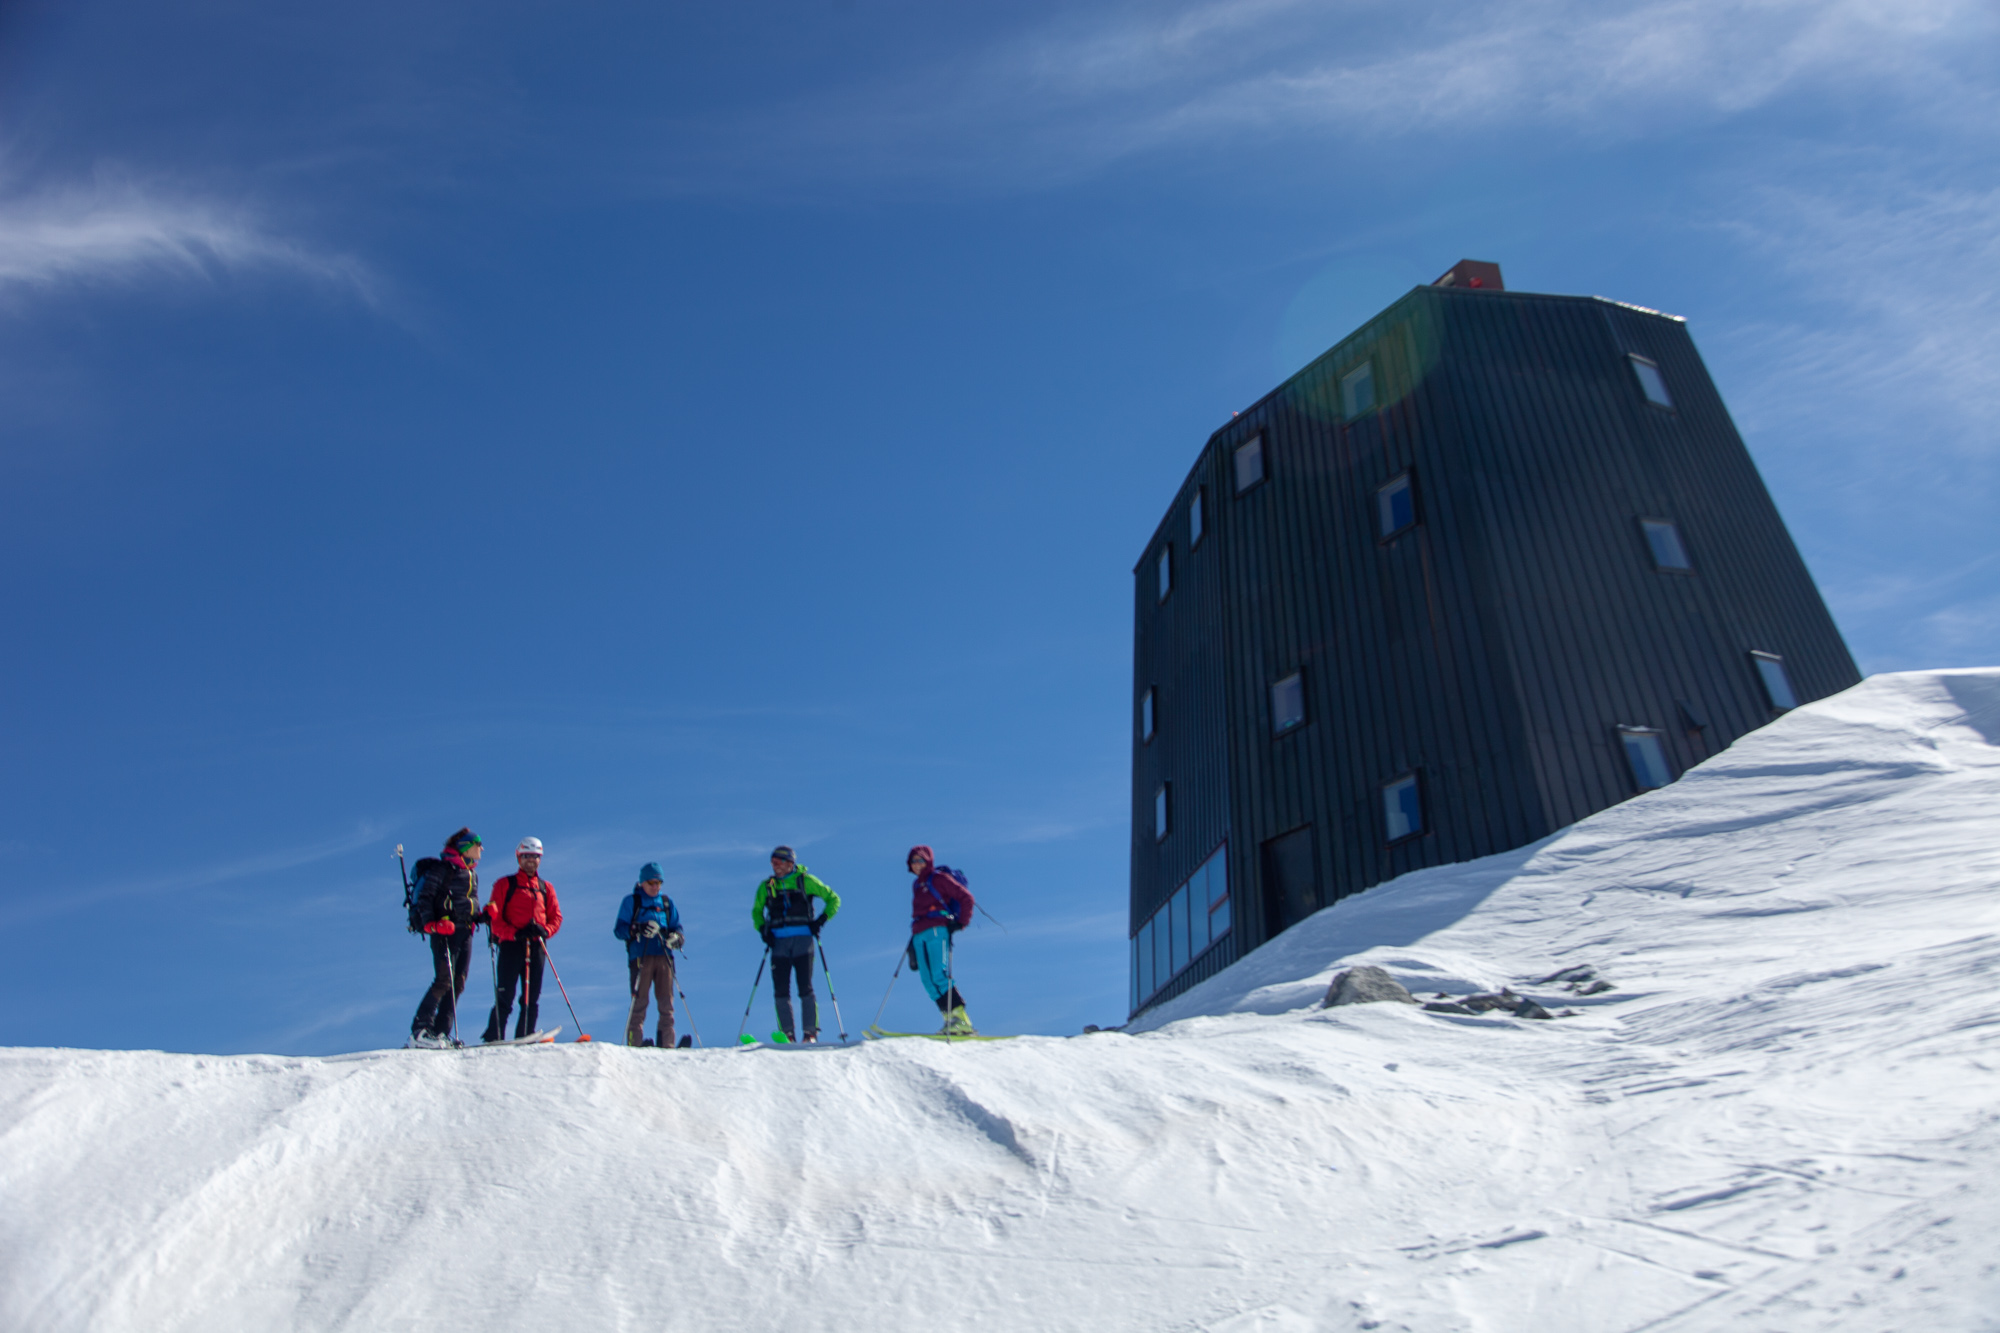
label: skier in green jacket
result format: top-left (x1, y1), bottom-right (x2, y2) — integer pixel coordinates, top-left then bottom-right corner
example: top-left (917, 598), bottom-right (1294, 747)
top-left (751, 845), bottom-right (839, 1042)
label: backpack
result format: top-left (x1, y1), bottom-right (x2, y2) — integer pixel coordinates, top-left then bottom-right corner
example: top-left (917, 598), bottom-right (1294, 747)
top-left (405, 857), bottom-right (444, 934)
top-left (924, 866), bottom-right (972, 931)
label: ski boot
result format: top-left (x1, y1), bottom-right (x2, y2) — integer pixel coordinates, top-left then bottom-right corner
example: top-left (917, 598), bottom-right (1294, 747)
top-left (942, 1006), bottom-right (974, 1036)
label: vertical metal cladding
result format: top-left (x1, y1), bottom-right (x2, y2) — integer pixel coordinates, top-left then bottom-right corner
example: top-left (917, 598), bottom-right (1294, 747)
top-left (1130, 281), bottom-right (1859, 1017)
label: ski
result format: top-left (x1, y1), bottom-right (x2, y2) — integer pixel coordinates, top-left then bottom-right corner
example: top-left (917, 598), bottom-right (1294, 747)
top-left (483, 1027), bottom-right (561, 1047)
top-left (862, 1025), bottom-right (1014, 1043)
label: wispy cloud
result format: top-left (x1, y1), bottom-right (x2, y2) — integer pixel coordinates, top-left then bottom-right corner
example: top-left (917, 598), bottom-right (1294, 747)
top-left (0, 172), bottom-right (380, 304)
top-left (1724, 179), bottom-right (2000, 457)
top-left (728, 0), bottom-right (1995, 186)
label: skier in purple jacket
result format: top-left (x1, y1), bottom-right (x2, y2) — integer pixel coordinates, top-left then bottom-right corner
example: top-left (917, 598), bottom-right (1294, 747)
top-left (906, 845), bottom-right (975, 1034)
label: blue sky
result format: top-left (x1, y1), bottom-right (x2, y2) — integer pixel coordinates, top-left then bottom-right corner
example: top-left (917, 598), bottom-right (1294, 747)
top-left (3, 0), bottom-right (1995, 1054)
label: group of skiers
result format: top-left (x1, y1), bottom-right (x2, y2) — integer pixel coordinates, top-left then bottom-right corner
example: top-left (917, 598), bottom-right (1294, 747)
top-left (406, 832), bottom-right (977, 1049)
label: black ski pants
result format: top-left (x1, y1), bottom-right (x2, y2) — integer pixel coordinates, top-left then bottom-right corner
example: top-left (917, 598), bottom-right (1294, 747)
top-left (484, 937), bottom-right (546, 1041)
top-left (412, 931), bottom-right (473, 1038)
top-left (771, 940), bottom-right (817, 1040)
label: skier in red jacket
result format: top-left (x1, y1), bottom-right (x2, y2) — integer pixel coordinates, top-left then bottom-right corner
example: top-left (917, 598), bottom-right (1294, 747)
top-left (480, 837), bottom-right (565, 1042)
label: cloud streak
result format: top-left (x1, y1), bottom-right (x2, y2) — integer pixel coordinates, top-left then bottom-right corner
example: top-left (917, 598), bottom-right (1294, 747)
top-left (724, 0), bottom-right (1996, 187)
top-left (0, 174), bottom-right (379, 304)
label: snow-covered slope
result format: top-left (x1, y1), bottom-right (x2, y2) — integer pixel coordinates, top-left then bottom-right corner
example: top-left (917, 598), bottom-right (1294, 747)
top-left (5, 671), bottom-right (1999, 1333)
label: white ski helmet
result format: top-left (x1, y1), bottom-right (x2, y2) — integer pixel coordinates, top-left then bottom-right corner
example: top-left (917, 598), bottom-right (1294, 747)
top-left (516, 837), bottom-right (545, 858)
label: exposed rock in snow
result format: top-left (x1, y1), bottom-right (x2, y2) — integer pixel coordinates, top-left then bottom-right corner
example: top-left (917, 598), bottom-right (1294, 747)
top-left (1322, 964), bottom-right (1418, 1007)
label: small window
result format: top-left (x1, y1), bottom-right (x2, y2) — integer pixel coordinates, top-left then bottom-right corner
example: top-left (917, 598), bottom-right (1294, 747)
top-left (1342, 361), bottom-right (1375, 417)
top-left (1640, 518), bottom-right (1691, 570)
top-left (1234, 435), bottom-right (1265, 493)
top-left (1189, 488), bottom-right (1205, 547)
top-left (1618, 726), bottom-right (1673, 791)
top-left (1154, 784), bottom-right (1170, 841)
top-left (1271, 671), bottom-right (1305, 734)
top-left (1140, 687), bottom-right (1156, 743)
top-left (1751, 651), bottom-right (1798, 711)
top-left (1630, 355), bottom-right (1672, 408)
top-left (1156, 545), bottom-right (1172, 602)
top-left (1383, 773), bottom-right (1424, 842)
top-left (1377, 473), bottom-right (1416, 538)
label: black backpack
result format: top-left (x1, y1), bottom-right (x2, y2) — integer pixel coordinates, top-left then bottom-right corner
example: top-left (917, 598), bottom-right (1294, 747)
top-left (405, 857), bottom-right (444, 934)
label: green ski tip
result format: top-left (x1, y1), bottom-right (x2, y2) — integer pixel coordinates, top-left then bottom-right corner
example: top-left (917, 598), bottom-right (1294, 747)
top-left (738, 1034), bottom-right (757, 1045)
top-left (770, 1030), bottom-right (791, 1044)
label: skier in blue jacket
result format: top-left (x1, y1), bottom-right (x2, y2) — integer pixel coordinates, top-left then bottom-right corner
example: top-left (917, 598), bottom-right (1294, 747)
top-left (614, 863), bottom-right (684, 1048)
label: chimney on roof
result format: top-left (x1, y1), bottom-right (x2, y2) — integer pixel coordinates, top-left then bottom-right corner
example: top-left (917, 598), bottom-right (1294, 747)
top-left (1433, 259), bottom-right (1504, 291)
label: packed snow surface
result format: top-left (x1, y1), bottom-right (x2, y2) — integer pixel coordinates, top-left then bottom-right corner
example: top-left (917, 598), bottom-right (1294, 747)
top-left (5, 670), bottom-right (1999, 1331)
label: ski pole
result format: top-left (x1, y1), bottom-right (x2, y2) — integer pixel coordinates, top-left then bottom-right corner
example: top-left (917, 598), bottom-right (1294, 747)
top-left (673, 950), bottom-right (702, 1047)
top-left (816, 940), bottom-right (848, 1044)
top-left (539, 938), bottom-right (590, 1042)
top-left (443, 928), bottom-right (461, 1045)
top-left (872, 950), bottom-right (904, 1029)
top-left (737, 947), bottom-right (769, 1042)
top-left (977, 904), bottom-right (1007, 931)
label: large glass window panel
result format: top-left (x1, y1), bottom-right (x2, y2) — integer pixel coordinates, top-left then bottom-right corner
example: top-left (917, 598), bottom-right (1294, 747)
top-left (1641, 518), bottom-right (1691, 570)
top-left (1137, 917), bottom-right (1155, 1002)
top-left (1342, 362), bottom-right (1375, 416)
top-left (1384, 774), bottom-right (1424, 842)
top-left (1207, 846), bottom-right (1231, 940)
top-left (1130, 936), bottom-right (1140, 1012)
top-left (1169, 883), bottom-right (1192, 975)
top-left (1752, 652), bottom-right (1798, 710)
top-left (1630, 355), bottom-right (1673, 407)
top-left (1234, 435), bottom-right (1265, 493)
top-left (1154, 908), bottom-right (1171, 992)
top-left (1619, 727), bottom-right (1673, 790)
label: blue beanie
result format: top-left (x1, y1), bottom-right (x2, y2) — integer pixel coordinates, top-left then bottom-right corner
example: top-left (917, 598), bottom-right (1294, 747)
top-left (639, 862), bottom-right (664, 884)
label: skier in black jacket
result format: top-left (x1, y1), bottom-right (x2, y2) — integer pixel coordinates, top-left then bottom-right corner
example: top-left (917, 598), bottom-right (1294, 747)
top-left (409, 828), bottom-right (484, 1048)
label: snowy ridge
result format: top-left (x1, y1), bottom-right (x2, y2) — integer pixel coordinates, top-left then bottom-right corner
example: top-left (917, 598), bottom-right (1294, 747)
top-left (4, 670), bottom-right (1998, 1332)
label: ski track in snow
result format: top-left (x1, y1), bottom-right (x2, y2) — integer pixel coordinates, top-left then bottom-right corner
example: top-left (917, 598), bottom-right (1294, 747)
top-left (4, 670), bottom-right (1999, 1331)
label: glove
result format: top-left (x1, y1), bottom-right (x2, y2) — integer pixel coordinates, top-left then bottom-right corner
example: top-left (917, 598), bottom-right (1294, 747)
top-left (639, 921), bottom-right (662, 939)
top-left (808, 917), bottom-right (824, 937)
top-left (664, 929), bottom-right (685, 951)
top-left (423, 920), bottom-right (456, 936)
top-left (520, 924), bottom-right (548, 941)
top-left (760, 927), bottom-right (776, 948)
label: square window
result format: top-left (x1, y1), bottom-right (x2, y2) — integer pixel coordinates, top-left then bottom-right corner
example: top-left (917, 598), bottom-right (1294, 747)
top-left (1141, 687), bottom-right (1156, 742)
top-left (1190, 488), bottom-right (1205, 547)
top-left (1383, 773), bottom-right (1423, 842)
top-left (1377, 473), bottom-right (1416, 538)
top-left (1271, 671), bottom-right (1306, 734)
top-left (1640, 518), bottom-right (1691, 570)
top-left (1618, 727), bottom-right (1673, 790)
top-left (1156, 545), bottom-right (1172, 602)
top-left (1630, 355), bottom-right (1672, 408)
top-left (1155, 784), bottom-right (1170, 841)
top-left (1342, 362), bottom-right (1375, 417)
top-left (1234, 435), bottom-right (1265, 493)
top-left (1751, 651), bottom-right (1798, 711)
